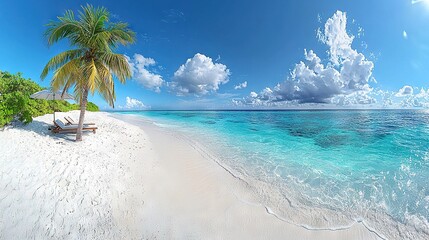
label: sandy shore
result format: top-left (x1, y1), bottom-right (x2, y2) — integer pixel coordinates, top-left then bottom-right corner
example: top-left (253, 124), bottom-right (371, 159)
top-left (0, 111), bottom-right (148, 239)
top-left (0, 111), bottom-right (380, 239)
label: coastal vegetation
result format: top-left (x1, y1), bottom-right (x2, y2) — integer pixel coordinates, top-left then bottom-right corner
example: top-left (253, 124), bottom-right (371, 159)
top-left (0, 71), bottom-right (98, 128)
top-left (41, 4), bottom-right (135, 141)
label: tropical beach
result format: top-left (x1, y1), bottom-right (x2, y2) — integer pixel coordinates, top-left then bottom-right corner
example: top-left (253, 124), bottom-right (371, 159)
top-left (2, 109), bottom-right (428, 239)
top-left (0, 110), bottom-right (382, 239)
top-left (1, 0), bottom-right (429, 239)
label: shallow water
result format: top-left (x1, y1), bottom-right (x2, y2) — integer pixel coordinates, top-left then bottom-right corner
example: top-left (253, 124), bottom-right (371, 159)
top-left (116, 110), bottom-right (429, 239)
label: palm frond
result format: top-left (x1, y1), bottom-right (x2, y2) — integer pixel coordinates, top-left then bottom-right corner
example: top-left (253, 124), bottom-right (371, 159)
top-left (91, 31), bottom-right (112, 52)
top-left (51, 59), bottom-right (80, 91)
top-left (73, 83), bottom-right (83, 104)
top-left (41, 49), bottom-right (85, 80)
top-left (45, 10), bottom-right (83, 46)
top-left (81, 5), bottom-right (110, 49)
top-left (82, 59), bottom-right (100, 95)
top-left (106, 22), bottom-right (136, 48)
top-left (94, 61), bottom-right (116, 106)
top-left (61, 77), bottom-right (76, 98)
top-left (99, 52), bottom-right (132, 83)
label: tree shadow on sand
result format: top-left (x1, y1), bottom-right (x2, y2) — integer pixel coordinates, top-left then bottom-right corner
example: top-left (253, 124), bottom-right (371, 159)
top-left (14, 120), bottom-right (94, 142)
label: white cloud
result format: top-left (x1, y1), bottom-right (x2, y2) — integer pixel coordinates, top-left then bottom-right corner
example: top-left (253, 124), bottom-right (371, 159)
top-left (234, 81), bottom-right (247, 90)
top-left (168, 53), bottom-right (230, 96)
top-left (331, 91), bottom-right (377, 106)
top-left (375, 89), bottom-right (394, 107)
top-left (396, 85), bottom-right (414, 97)
top-left (123, 97), bottom-right (150, 110)
top-left (318, 11), bottom-right (356, 65)
top-left (403, 31), bottom-right (408, 39)
top-left (236, 11), bottom-right (374, 107)
top-left (399, 87), bottom-right (429, 107)
top-left (401, 98), bottom-right (421, 107)
top-left (369, 87), bottom-right (429, 108)
top-left (126, 54), bottom-right (164, 92)
top-left (415, 88), bottom-right (429, 98)
top-left (235, 86), bottom-right (429, 109)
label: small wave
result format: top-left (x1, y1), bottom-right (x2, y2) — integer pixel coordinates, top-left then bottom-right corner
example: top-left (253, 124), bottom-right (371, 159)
top-left (152, 122), bottom-right (179, 128)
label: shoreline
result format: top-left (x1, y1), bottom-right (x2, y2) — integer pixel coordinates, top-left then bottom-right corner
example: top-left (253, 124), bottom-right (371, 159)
top-left (0, 111), bottom-right (382, 239)
top-left (116, 111), bottom-right (429, 240)
top-left (114, 112), bottom-right (381, 239)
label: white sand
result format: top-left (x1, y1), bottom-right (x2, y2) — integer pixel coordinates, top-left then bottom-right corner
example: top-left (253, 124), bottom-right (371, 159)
top-left (0, 111), bottom-right (380, 239)
top-left (0, 111), bottom-right (147, 239)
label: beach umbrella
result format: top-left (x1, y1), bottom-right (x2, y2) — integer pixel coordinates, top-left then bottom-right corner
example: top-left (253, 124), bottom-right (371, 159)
top-left (30, 90), bottom-right (75, 122)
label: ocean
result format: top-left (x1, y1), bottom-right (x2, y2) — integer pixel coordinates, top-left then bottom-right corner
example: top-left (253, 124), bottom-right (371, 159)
top-left (116, 110), bottom-right (429, 239)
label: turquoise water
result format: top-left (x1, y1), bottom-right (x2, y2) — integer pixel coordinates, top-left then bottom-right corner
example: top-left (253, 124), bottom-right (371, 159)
top-left (116, 110), bottom-right (429, 238)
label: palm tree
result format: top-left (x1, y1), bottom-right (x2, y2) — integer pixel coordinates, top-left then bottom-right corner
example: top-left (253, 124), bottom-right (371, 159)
top-left (41, 4), bottom-right (135, 141)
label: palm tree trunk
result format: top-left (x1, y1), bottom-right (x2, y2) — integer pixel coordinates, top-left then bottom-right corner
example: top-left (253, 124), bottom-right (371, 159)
top-left (76, 88), bottom-right (89, 141)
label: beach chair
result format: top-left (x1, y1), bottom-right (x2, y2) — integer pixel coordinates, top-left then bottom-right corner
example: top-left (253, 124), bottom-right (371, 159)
top-left (64, 116), bottom-right (96, 125)
top-left (52, 119), bottom-right (97, 134)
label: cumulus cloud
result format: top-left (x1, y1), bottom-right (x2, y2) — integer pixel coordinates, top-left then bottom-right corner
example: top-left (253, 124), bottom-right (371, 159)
top-left (375, 90), bottom-right (394, 107)
top-left (392, 86), bottom-right (429, 107)
top-left (126, 54), bottom-right (164, 92)
top-left (331, 91), bottom-right (377, 106)
top-left (395, 85), bottom-right (414, 97)
top-left (168, 53), bottom-right (230, 96)
top-left (234, 81), bottom-right (247, 90)
top-left (318, 11), bottom-right (356, 65)
top-left (415, 88), bottom-right (429, 98)
top-left (123, 97), bottom-right (150, 110)
top-left (235, 11), bottom-right (375, 107)
top-left (410, 88), bottom-right (429, 107)
top-left (238, 85), bottom-right (429, 109)
top-left (370, 87), bottom-right (429, 108)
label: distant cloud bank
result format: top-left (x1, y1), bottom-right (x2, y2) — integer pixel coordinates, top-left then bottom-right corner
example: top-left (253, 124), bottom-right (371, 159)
top-left (121, 97), bottom-right (150, 110)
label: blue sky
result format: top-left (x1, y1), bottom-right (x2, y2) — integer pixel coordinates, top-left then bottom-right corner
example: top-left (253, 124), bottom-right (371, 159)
top-left (1, 0), bottom-right (429, 109)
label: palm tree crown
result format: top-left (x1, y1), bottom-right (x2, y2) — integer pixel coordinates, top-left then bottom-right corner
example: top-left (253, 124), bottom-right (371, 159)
top-left (41, 4), bottom-right (136, 141)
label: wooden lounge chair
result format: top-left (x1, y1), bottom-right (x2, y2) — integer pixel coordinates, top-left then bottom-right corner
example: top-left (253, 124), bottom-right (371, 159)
top-left (52, 119), bottom-right (97, 134)
top-left (64, 116), bottom-right (96, 125)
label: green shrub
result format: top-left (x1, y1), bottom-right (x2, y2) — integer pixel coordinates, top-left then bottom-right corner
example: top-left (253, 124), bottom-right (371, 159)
top-left (86, 102), bottom-right (100, 112)
top-left (0, 71), bottom-right (99, 127)
top-left (0, 72), bottom-right (40, 126)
